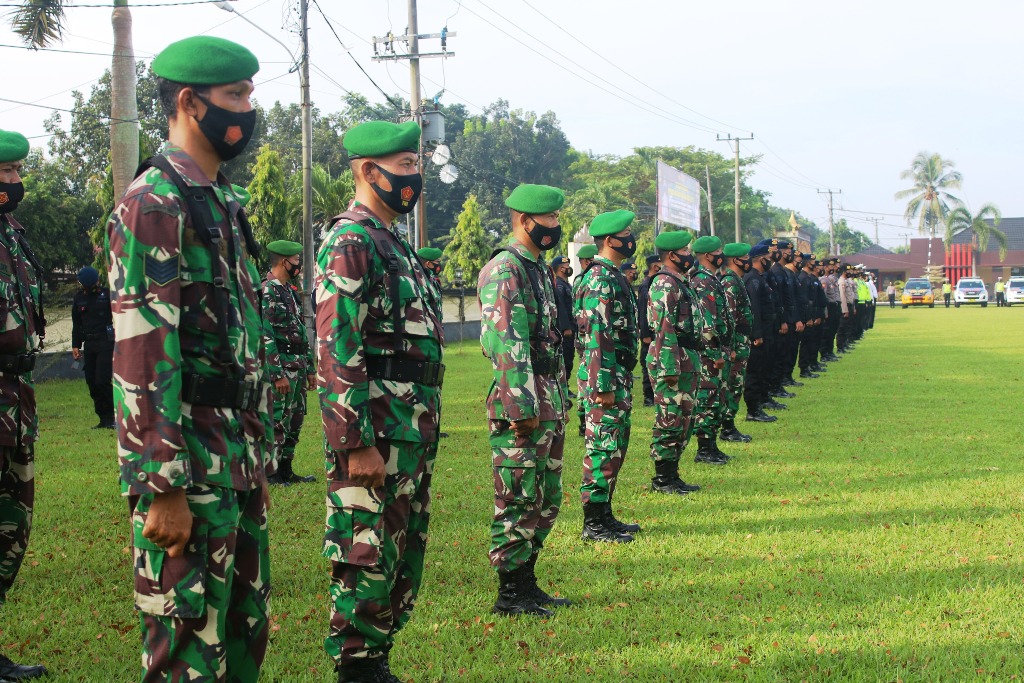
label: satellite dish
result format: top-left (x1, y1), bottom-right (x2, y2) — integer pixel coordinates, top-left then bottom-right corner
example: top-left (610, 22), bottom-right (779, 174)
top-left (431, 144), bottom-right (451, 166)
top-left (439, 163), bottom-right (459, 184)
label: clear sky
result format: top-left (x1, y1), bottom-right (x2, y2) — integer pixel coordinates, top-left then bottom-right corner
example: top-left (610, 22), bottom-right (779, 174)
top-left (3, 0), bottom-right (1020, 249)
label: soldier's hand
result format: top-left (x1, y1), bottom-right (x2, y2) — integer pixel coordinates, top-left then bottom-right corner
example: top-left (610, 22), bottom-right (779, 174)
top-left (779, 323), bottom-right (789, 335)
top-left (753, 338), bottom-right (763, 347)
top-left (642, 337), bottom-right (652, 346)
top-left (347, 446), bottom-right (386, 488)
top-left (665, 375), bottom-right (678, 388)
top-left (563, 329), bottom-right (573, 337)
top-left (306, 374), bottom-right (316, 391)
top-left (273, 377), bottom-right (290, 395)
top-left (71, 348), bottom-right (82, 361)
top-left (796, 321), bottom-right (805, 333)
top-left (843, 311), bottom-right (850, 318)
top-left (513, 416), bottom-right (539, 437)
top-left (730, 351), bottom-right (737, 361)
top-left (713, 359), bottom-right (725, 370)
top-left (143, 489), bottom-right (193, 558)
top-left (596, 391), bottom-right (615, 408)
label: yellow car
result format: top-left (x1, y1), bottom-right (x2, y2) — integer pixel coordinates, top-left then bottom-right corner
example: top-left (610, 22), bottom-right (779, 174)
top-left (901, 278), bottom-right (935, 308)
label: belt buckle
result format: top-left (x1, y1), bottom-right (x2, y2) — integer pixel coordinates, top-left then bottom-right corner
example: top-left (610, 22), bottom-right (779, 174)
top-left (435, 363), bottom-right (445, 387)
top-left (183, 375), bottom-right (202, 404)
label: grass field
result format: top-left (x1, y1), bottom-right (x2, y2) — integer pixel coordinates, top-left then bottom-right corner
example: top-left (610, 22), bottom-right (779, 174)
top-left (7, 306), bottom-right (1024, 682)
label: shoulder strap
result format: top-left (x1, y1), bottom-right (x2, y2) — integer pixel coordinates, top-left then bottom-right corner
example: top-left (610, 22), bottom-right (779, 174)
top-left (492, 246), bottom-right (544, 341)
top-left (1, 219), bottom-right (46, 346)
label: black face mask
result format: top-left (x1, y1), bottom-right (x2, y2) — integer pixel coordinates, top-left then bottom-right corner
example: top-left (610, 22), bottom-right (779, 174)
top-left (739, 258), bottom-right (752, 273)
top-left (526, 216), bottom-right (562, 251)
top-left (562, 267), bottom-right (573, 278)
top-left (709, 253), bottom-right (725, 269)
top-left (0, 182), bottom-right (25, 215)
top-left (759, 257), bottom-right (771, 270)
top-left (194, 93), bottom-right (257, 161)
top-left (783, 252), bottom-right (795, 264)
top-left (610, 234), bottom-right (637, 258)
top-left (770, 251), bottom-right (781, 263)
top-left (672, 252), bottom-right (695, 272)
top-left (370, 163), bottom-right (422, 215)
top-left (285, 261), bottom-right (302, 279)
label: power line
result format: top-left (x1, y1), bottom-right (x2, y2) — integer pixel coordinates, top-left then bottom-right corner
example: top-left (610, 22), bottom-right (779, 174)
top-left (0, 0), bottom-right (238, 5)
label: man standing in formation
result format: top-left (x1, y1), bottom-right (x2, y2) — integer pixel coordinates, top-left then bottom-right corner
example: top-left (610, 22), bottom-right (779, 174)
top-left (820, 258), bottom-right (841, 362)
top-left (416, 246), bottom-right (444, 312)
top-left (837, 264), bottom-right (859, 352)
top-left (718, 243), bottom-right (753, 444)
top-left (71, 265), bottom-right (114, 429)
top-left (571, 243), bottom-right (598, 437)
top-left (262, 240), bottom-right (316, 485)
top-left (637, 254), bottom-right (661, 408)
top-left (316, 119), bottom-right (444, 682)
top-left (645, 230), bottom-right (703, 495)
top-left (576, 211), bottom-right (640, 543)
top-left (478, 183), bottom-right (569, 618)
top-left (742, 242), bottom-right (777, 423)
top-left (108, 36), bottom-right (272, 682)
top-left (550, 255), bottom-right (576, 398)
top-left (796, 253), bottom-right (826, 379)
top-left (0, 129), bottom-right (46, 681)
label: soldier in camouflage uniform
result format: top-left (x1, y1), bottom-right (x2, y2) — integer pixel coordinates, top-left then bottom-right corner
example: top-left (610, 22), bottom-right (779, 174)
top-left (571, 243), bottom-right (597, 437)
top-left (262, 240), bottom-right (317, 486)
top-left (646, 230), bottom-right (704, 496)
top-left (575, 211), bottom-right (640, 543)
top-left (316, 120), bottom-right (444, 683)
top-left (107, 37), bottom-right (272, 683)
top-left (478, 183), bottom-right (570, 618)
top-left (689, 236), bottom-right (736, 465)
top-left (719, 243), bottom-right (754, 444)
top-left (0, 129), bottom-right (47, 681)
top-left (416, 246), bottom-right (443, 310)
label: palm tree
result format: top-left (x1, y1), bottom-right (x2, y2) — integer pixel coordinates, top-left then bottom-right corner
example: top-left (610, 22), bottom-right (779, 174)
top-left (944, 204), bottom-right (1006, 276)
top-left (287, 165), bottom-right (354, 243)
top-left (894, 152), bottom-right (962, 270)
top-left (11, 0), bottom-right (139, 202)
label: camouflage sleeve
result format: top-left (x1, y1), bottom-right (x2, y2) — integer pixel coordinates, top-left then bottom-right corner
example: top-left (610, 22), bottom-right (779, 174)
top-left (478, 260), bottom-right (539, 422)
top-left (581, 274), bottom-right (617, 393)
top-left (315, 227), bottom-right (376, 452)
top-left (106, 191), bottom-right (191, 494)
top-left (648, 277), bottom-right (679, 378)
top-left (260, 281), bottom-right (283, 381)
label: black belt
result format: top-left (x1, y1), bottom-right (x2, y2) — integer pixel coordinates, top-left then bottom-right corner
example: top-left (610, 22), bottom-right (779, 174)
top-left (0, 354), bottom-right (35, 374)
top-left (181, 373), bottom-right (261, 411)
top-left (532, 355), bottom-right (559, 377)
top-left (276, 340), bottom-right (306, 355)
top-left (366, 356), bottom-right (445, 387)
top-left (615, 349), bottom-right (638, 371)
top-left (85, 332), bottom-right (108, 341)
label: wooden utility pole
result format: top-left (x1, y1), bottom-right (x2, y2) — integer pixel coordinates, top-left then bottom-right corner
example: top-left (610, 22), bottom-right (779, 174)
top-left (864, 216), bottom-right (882, 245)
top-left (717, 133), bottom-right (753, 243)
top-left (704, 164), bottom-right (715, 236)
top-left (817, 188), bottom-right (841, 254)
top-left (299, 0), bottom-right (314, 332)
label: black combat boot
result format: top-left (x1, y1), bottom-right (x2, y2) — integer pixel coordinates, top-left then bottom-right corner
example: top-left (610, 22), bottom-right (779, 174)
top-left (493, 565), bottom-right (553, 617)
top-left (770, 388), bottom-right (796, 399)
top-left (523, 552), bottom-right (571, 607)
top-left (0, 654), bottom-right (45, 682)
top-left (581, 502), bottom-right (633, 543)
top-left (605, 495), bottom-right (641, 533)
top-left (746, 405), bottom-right (778, 423)
top-left (694, 435), bottom-right (727, 465)
top-left (336, 657), bottom-right (384, 683)
top-left (651, 459), bottom-right (699, 495)
top-left (710, 433), bottom-right (732, 461)
top-left (719, 418), bottom-right (752, 443)
top-left (578, 414), bottom-right (586, 438)
top-left (799, 368), bottom-right (820, 379)
top-left (762, 398), bottom-right (787, 411)
top-left (782, 378), bottom-right (804, 387)
top-left (266, 471), bottom-right (288, 486)
top-left (812, 363), bottom-right (827, 372)
top-left (280, 459), bottom-right (316, 484)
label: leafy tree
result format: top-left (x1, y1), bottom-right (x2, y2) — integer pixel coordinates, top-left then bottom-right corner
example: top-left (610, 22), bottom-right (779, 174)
top-left (945, 204), bottom-right (1005, 273)
top-left (895, 152), bottom-right (963, 234)
top-left (286, 165), bottom-right (354, 244)
top-left (812, 219), bottom-right (871, 257)
top-left (442, 194), bottom-right (490, 285)
top-left (247, 146), bottom-right (289, 247)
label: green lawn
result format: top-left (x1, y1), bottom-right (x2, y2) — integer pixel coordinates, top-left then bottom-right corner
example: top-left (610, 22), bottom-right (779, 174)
top-left (9, 306), bottom-right (1024, 681)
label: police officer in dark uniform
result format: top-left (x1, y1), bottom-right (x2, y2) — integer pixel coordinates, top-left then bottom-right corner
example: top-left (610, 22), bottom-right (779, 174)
top-left (743, 243), bottom-right (777, 422)
top-left (551, 255), bottom-right (576, 397)
top-left (637, 254), bottom-right (661, 407)
top-left (71, 266), bottom-right (114, 429)
top-left (766, 239), bottom-right (799, 406)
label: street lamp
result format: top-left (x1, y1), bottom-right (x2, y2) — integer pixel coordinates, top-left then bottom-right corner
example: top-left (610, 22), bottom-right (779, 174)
top-left (213, 2), bottom-right (299, 69)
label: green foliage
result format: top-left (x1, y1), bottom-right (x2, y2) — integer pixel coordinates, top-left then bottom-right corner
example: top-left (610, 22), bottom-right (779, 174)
top-left (944, 204), bottom-right (1006, 261)
top-left (442, 194), bottom-right (491, 285)
top-left (812, 219), bottom-right (872, 257)
top-left (286, 165), bottom-right (354, 246)
top-left (895, 151), bottom-right (963, 235)
top-left (8, 0), bottom-right (67, 48)
top-left (247, 146), bottom-right (289, 248)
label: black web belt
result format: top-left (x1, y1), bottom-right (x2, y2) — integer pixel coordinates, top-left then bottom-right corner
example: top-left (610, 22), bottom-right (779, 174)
top-left (366, 356), bottom-right (445, 387)
top-left (532, 355), bottom-right (559, 377)
top-left (0, 354), bottom-right (35, 374)
top-left (182, 372), bottom-right (261, 411)
top-left (275, 340), bottom-right (306, 355)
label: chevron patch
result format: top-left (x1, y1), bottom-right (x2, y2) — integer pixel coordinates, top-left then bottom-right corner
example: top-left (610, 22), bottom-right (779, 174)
top-left (145, 253), bottom-right (180, 286)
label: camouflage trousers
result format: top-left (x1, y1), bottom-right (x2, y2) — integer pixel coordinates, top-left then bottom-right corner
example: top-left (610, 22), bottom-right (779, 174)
top-left (694, 354), bottom-right (725, 437)
top-left (649, 353), bottom-right (700, 463)
top-left (488, 419), bottom-right (564, 571)
top-left (722, 341), bottom-right (751, 422)
top-left (0, 446), bottom-right (33, 604)
top-left (130, 483), bottom-right (270, 683)
top-left (324, 439), bottom-right (436, 666)
top-left (272, 369), bottom-right (307, 470)
top-left (580, 383), bottom-right (632, 505)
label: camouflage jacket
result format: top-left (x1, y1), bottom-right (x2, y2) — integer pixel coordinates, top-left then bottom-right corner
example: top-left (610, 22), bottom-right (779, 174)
top-left (574, 255), bottom-right (638, 393)
top-left (646, 269), bottom-right (705, 379)
top-left (720, 269), bottom-right (753, 343)
top-left (106, 144), bottom-right (274, 495)
top-left (261, 276), bottom-right (314, 380)
top-left (689, 264), bottom-right (735, 359)
top-left (315, 202), bottom-right (444, 451)
top-left (0, 215), bottom-right (41, 448)
top-left (477, 238), bottom-right (566, 423)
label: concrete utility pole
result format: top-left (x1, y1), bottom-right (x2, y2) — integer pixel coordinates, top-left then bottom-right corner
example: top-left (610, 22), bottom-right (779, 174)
top-left (717, 133), bottom-right (754, 243)
top-left (372, 3), bottom-right (456, 250)
top-left (864, 216), bottom-right (882, 245)
top-left (299, 0), bottom-right (314, 333)
top-left (817, 188), bottom-right (841, 254)
top-left (704, 164), bottom-right (715, 236)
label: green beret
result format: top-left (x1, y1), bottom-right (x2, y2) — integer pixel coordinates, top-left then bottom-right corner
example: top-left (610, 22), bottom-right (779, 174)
top-left (505, 184), bottom-right (565, 214)
top-left (589, 209), bottom-right (635, 238)
top-left (152, 36), bottom-right (259, 85)
top-left (654, 230), bottom-right (693, 251)
top-left (577, 244), bottom-right (598, 259)
top-left (723, 242), bottom-right (750, 258)
top-left (266, 240), bottom-right (303, 257)
top-left (692, 235), bottom-right (723, 253)
top-left (230, 185), bottom-right (251, 208)
top-left (417, 247), bottom-right (442, 261)
top-left (344, 120), bottom-right (421, 159)
top-left (0, 130), bottom-right (29, 164)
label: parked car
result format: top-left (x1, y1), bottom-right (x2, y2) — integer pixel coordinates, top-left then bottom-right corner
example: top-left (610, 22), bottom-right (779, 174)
top-left (954, 277), bottom-right (988, 307)
top-left (1005, 277), bottom-right (1024, 306)
top-left (901, 278), bottom-right (934, 308)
